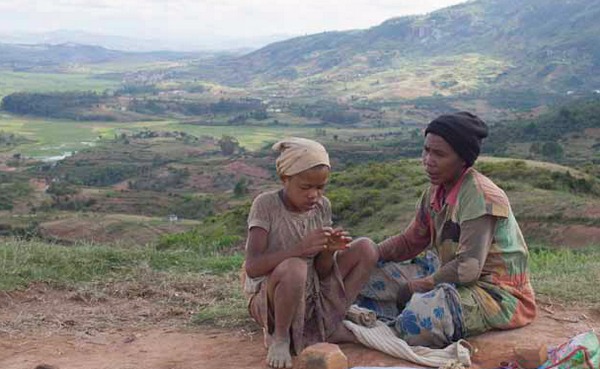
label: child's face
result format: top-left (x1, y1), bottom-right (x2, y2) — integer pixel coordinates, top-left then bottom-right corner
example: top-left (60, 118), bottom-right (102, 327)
top-left (281, 165), bottom-right (330, 212)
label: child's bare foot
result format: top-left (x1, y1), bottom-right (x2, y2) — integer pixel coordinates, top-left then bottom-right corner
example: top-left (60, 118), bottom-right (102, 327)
top-left (267, 340), bottom-right (292, 368)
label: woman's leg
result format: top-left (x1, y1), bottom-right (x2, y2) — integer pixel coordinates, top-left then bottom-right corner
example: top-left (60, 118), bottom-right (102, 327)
top-left (396, 284), bottom-right (464, 348)
top-left (328, 237), bottom-right (378, 343)
top-left (266, 257), bottom-right (307, 368)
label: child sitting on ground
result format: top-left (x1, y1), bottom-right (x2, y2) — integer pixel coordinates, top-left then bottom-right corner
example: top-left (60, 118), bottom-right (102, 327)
top-left (243, 137), bottom-right (378, 369)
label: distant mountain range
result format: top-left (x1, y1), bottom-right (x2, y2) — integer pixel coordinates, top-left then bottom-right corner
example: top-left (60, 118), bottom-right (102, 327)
top-left (1, 0), bottom-right (599, 101)
top-left (0, 42), bottom-right (214, 70)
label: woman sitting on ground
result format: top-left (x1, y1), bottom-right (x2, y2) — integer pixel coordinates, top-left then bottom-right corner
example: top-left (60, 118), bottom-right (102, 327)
top-left (359, 112), bottom-right (537, 347)
top-left (243, 137), bottom-right (378, 368)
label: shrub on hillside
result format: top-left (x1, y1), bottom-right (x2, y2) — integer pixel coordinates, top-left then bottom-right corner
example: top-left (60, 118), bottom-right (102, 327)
top-left (476, 160), bottom-right (600, 196)
top-left (46, 182), bottom-right (79, 196)
top-left (157, 203), bottom-right (250, 252)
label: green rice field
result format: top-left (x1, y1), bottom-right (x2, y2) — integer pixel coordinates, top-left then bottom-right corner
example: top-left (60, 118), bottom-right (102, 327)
top-left (0, 71), bottom-right (119, 98)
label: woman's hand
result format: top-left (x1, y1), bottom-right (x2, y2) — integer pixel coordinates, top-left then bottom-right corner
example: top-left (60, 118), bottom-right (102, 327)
top-left (397, 277), bottom-right (435, 307)
top-left (408, 276), bottom-right (435, 293)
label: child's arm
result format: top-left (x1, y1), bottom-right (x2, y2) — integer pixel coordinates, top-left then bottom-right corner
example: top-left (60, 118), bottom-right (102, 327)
top-left (245, 227), bottom-right (293, 278)
top-left (245, 226), bottom-right (335, 278)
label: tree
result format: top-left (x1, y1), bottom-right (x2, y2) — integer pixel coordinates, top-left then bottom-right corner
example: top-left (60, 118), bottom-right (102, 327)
top-left (541, 142), bottom-right (564, 160)
top-left (234, 178), bottom-right (249, 197)
top-left (218, 135), bottom-right (239, 156)
top-left (529, 142), bottom-right (542, 155)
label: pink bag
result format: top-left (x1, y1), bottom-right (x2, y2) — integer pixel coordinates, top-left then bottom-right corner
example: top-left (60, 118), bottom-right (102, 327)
top-left (540, 331), bottom-right (599, 369)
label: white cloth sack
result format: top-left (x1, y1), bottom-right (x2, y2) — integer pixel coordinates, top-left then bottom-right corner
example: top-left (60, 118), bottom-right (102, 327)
top-left (343, 320), bottom-right (472, 368)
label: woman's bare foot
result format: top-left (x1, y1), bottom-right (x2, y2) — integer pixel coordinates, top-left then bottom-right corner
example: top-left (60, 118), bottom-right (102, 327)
top-left (328, 324), bottom-right (357, 344)
top-left (267, 339), bottom-right (292, 368)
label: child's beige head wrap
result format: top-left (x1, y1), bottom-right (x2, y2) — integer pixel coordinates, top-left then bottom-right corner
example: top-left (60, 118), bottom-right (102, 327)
top-left (272, 137), bottom-right (330, 177)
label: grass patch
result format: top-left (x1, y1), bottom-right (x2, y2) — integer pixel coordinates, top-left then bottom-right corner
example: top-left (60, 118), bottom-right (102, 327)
top-left (0, 239), bottom-right (243, 291)
top-left (0, 238), bottom-right (250, 327)
top-left (192, 283), bottom-right (249, 327)
top-left (529, 245), bottom-right (600, 306)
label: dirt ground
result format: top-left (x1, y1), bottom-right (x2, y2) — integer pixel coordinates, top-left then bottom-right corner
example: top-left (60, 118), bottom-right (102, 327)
top-left (0, 284), bottom-right (598, 369)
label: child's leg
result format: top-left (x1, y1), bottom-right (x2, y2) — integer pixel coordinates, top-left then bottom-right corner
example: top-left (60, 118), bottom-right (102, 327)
top-left (266, 257), bottom-right (307, 368)
top-left (336, 237), bottom-right (378, 303)
top-left (327, 237), bottom-right (378, 343)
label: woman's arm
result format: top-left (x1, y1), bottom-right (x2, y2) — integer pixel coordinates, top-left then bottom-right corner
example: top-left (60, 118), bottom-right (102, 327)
top-left (377, 217), bottom-right (431, 262)
top-left (432, 215), bottom-right (496, 285)
top-left (409, 215), bottom-right (497, 293)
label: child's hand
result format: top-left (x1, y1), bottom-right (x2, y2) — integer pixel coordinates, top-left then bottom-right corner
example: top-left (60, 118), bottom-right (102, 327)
top-left (326, 227), bottom-right (352, 251)
top-left (297, 227), bottom-right (335, 257)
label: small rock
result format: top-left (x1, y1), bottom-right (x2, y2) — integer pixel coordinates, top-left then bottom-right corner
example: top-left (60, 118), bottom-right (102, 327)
top-left (34, 364), bottom-right (59, 369)
top-left (123, 335), bottom-right (136, 344)
top-left (514, 344), bottom-right (548, 369)
top-left (297, 342), bottom-right (348, 369)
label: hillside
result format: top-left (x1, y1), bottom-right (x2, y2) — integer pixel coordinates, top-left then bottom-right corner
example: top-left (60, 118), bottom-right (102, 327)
top-left (0, 0), bottom-right (597, 116)
top-left (156, 156), bottom-right (600, 251)
top-left (3, 121), bottom-right (600, 249)
top-left (186, 0), bottom-right (600, 101)
top-left (484, 97), bottom-right (600, 169)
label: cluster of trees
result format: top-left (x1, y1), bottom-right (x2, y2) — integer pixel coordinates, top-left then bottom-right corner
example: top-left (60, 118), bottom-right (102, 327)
top-left (49, 196), bottom-right (97, 212)
top-left (1, 91), bottom-right (105, 120)
top-left (529, 141), bottom-right (564, 160)
top-left (123, 129), bottom-right (199, 143)
top-left (406, 95), bottom-right (458, 115)
top-left (129, 97), bottom-right (267, 119)
top-left (116, 84), bottom-right (159, 95)
top-left (168, 195), bottom-right (215, 220)
top-left (46, 182), bottom-right (79, 196)
top-left (0, 90), bottom-right (269, 122)
top-left (45, 163), bottom-right (142, 187)
top-left (128, 168), bottom-right (190, 191)
top-left (289, 100), bottom-right (361, 125)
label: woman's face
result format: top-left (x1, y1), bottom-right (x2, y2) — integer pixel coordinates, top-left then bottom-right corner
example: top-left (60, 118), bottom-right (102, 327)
top-left (422, 133), bottom-right (466, 187)
top-left (281, 165), bottom-right (330, 212)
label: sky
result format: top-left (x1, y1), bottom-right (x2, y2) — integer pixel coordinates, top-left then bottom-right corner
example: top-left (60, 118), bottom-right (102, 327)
top-left (0, 0), bottom-right (467, 44)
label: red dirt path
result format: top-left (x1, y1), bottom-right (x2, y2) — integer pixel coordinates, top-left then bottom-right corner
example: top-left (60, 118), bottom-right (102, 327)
top-left (1, 314), bottom-right (599, 369)
top-left (0, 285), bottom-right (598, 369)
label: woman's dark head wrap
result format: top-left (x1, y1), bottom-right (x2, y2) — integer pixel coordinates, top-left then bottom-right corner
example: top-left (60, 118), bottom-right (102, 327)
top-left (424, 111), bottom-right (489, 167)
